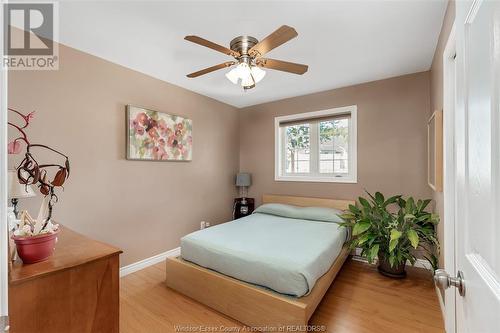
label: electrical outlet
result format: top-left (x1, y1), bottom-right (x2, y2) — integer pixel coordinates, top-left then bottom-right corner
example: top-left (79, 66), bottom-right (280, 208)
top-left (200, 221), bottom-right (206, 230)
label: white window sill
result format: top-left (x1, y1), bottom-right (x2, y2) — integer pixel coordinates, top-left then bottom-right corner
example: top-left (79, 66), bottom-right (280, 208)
top-left (274, 175), bottom-right (358, 183)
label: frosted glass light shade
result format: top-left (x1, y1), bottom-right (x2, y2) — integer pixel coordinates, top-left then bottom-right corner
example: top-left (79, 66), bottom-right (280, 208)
top-left (240, 75), bottom-right (254, 88)
top-left (225, 67), bottom-right (239, 84)
top-left (225, 63), bottom-right (266, 88)
top-left (238, 63), bottom-right (253, 87)
top-left (8, 170), bottom-right (36, 199)
top-left (251, 66), bottom-right (266, 83)
top-left (225, 63), bottom-right (249, 85)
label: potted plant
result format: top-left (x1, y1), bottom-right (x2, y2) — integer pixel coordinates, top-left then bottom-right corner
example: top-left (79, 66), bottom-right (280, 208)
top-left (8, 108), bottom-right (70, 264)
top-left (339, 191), bottom-right (439, 278)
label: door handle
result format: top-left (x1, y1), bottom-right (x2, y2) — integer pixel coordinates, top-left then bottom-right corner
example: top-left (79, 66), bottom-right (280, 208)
top-left (434, 269), bottom-right (466, 296)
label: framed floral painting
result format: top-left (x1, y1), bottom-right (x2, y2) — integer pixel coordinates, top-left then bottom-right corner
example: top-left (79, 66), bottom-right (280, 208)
top-left (126, 105), bottom-right (193, 161)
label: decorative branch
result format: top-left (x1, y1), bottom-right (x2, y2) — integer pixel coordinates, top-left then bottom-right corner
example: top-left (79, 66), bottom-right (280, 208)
top-left (8, 108), bottom-right (70, 229)
top-left (7, 108), bottom-right (35, 153)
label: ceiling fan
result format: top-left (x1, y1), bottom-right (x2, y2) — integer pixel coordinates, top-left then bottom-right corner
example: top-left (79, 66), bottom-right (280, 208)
top-left (184, 25), bottom-right (308, 90)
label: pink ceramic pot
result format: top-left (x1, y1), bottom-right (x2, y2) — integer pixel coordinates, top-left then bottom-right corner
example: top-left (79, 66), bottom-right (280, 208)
top-left (12, 230), bottom-right (59, 264)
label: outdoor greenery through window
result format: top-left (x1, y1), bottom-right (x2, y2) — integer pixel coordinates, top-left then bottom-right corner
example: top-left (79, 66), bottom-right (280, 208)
top-left (275, 106), bottom-right (357, 182)
top-left (285, 124), bottom-right (310, 173)
top-left (319, 118), bottom-right (349, 174)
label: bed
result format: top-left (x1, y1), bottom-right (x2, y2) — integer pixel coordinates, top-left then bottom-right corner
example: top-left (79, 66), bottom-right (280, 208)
top-left (165, 194), bottom-right (354, 328)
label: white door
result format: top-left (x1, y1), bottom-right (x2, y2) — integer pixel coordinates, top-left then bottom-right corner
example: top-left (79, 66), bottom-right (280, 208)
top-left (454, 0), bottom-right (500, 332)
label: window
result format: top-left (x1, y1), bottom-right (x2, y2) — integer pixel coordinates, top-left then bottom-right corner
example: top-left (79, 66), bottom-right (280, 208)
top-left (275, 105), bottom-right (357, 183)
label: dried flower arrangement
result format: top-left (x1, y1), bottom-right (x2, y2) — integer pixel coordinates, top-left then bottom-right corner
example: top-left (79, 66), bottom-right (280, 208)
top-left (8, 108), bottom-right (70, 237)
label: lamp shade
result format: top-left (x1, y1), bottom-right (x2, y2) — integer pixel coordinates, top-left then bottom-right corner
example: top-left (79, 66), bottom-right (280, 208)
top-left (8, 170), bottom-right (36, 199)
top-left (236, 173), bottom-right (252, 187)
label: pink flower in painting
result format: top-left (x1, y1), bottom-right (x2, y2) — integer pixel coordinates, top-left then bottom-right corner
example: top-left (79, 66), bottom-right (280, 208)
top-left (143, 138), bottom-right (154, 149)
top-left (167, 135), bottom-right (178, 147)
top-left (158, 119), bottom-right (170, 136)
top-left (7, 140), bottom-right (21, 154)
top-left (158, 119), bottom-right (169, 136)
top-left (152, 146), bottom-right (160, 160)
top-left (177, 143), bottom-right (183, 150)
top-left (131, 119), bottom-right (145, 135)
top-left (158, 138), bottom-right (166, 147)
top-left (152, 145), bottom-right (168, 160)
top-left (135, 112), bottom-right (148, 126)
top-left (158, 147), bottom-right (168, 160)
top-left (148, 128), bottom-right (159, 140)
top-left (149, 119), bottom-right (158, 130)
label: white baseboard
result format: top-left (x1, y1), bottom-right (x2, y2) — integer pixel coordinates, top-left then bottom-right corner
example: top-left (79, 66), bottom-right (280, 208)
top-left (351, 255), bottom-right (433, 271)
top-left (120, 247), bottom-right (180, 278)
top-left (413, 258), bottom-right (433, 270)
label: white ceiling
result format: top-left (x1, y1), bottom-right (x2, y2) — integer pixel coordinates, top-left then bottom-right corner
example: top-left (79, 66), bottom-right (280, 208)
top-left (56, 1), bottom-right (447, 108)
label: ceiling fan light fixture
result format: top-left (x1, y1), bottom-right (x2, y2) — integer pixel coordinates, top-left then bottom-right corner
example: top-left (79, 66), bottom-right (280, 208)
top-left (251, 66), bottom-right (266, 83)
top-left (225, 66), bottom-right (240, 84)
top-left (238, 63), bottom-right (253, 88)
top-left (185, 26), bottom-right (308, 88)
top-left (225, 63), bottom-right (247, 85)
top-left (225, 63), bottom-right (249, 84)
top-left (225, 63), bottom-right (265, 89)
top-left (240, 75), bottom-right (255, 88)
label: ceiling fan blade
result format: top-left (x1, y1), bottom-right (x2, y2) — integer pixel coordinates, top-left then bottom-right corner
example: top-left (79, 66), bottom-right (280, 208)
top-left (256, 58), bottom-right (308, 75)
top-left (186, 61), bottom-right (235, 78)
top-left (249, 25), bottom-right (298, 57)
top-left (185, 35), bottom-right (240, 57)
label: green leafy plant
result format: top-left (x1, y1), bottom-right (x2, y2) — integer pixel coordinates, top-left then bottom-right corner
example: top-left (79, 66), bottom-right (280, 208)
top-left (339, 191), bottom-right (440, 270)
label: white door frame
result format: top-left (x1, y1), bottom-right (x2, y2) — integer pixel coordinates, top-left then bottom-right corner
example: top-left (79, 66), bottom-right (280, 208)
top-left (0, 1), bottom-right (9, 331)
top-left (442, 22), bottom-right (457, 333)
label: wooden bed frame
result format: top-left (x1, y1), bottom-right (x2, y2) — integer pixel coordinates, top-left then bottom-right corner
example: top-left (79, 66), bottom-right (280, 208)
top-left (165, 194), bottom-right (354, 328)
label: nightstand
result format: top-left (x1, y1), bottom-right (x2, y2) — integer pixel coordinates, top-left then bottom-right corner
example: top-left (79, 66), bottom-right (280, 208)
top-left (233, 197), bottom-right (255, 219)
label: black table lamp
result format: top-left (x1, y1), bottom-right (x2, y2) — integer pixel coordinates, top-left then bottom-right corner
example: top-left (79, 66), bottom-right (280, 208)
top-left (236, 173), bottom-right (252, 204)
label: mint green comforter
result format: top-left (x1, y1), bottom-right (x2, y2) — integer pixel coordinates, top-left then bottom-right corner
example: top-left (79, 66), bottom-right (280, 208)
top-left (180, 212), bottom-right (346, 297)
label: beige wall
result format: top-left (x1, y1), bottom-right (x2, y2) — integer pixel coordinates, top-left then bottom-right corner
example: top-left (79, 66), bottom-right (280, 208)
top-left (239, 72), bottom-right (432, 205)
top-left (429, 0), bottom-right (455, 268)
top-left (8, 44), bottom-right (239, 266)
top-left (8, 25), bottom-right (446, 268)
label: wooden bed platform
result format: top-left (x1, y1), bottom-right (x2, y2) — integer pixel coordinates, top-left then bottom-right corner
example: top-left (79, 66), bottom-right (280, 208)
top-left (165, 194), bottom-right (354, 329)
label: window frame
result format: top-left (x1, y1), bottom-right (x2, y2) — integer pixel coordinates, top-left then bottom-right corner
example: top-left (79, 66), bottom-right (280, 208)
top-left (274, 105), bottom-right (358, 183)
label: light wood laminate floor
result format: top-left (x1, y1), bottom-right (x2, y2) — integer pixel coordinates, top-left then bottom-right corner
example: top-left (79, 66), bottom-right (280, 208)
top-left (120, 258), bottom-right (444, 333)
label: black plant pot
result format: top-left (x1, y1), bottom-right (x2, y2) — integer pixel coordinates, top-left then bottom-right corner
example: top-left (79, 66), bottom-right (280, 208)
top-left (377, 252), bottom-right (406, 278)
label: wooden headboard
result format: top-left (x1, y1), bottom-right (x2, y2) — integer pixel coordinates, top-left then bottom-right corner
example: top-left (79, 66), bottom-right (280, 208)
top-left (262, 194), bottom-right (354, 211)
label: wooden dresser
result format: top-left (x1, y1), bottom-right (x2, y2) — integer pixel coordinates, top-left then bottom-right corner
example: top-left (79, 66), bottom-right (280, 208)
top-left (9, 226), bottom-right (122, 333)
